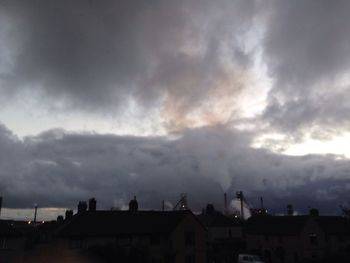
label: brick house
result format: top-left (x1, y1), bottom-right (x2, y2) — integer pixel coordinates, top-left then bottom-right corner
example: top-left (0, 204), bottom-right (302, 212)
top-left (56, 209), bottom-right (207, 263)
top-left (244, 214), bottom-right (350, 263)
top-left (198, 204), bottom-right (244, 263)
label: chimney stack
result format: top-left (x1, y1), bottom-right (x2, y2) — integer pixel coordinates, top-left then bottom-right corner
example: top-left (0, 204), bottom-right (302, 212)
top-left (287, 204), bottom-right (294, 216)
top-left (65, 210), bottom-right (73, 220)
top-left (78, 201), bottom-right (87, 213)
top-left (89, 198), bottom-right (97, 211)
top-left (309, 208), bottom-right (319, 217)
top-left (129, 196), bottom-right (138, 212)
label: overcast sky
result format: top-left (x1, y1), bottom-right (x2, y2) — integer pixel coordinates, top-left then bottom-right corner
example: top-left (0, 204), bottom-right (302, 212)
top-left (1, 0), bottom-right (350, 219)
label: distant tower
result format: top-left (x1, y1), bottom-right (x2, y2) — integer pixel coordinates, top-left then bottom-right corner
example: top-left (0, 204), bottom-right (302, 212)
top-left (236, 191), bottom-right (244, 220)
top-left (129, 196), bottom-right (138, 212)
top-left (224, 193), bottom-right (228, 215)
top-left (173, 193), bottom-right (189, 210)
top-left (78, 201), bottom-right (88, 213)
top-left (309, 208), bottom-right (319, 217)
top-left (89, 198), bottom-right (97, 211)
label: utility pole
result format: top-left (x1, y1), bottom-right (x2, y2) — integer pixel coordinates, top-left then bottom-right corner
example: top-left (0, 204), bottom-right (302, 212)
top-left (34, 204), bottom-right (38, 223)
top-left (0, 196), bottom-right (2, 218)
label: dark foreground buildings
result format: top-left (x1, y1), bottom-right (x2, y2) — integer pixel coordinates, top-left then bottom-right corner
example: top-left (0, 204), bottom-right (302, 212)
top-left (1, 199), bottom-right (350, 263)
top-left (244, 212), bottom-right (350, 263)
top-left (56, 209), bottom-right (207, 263)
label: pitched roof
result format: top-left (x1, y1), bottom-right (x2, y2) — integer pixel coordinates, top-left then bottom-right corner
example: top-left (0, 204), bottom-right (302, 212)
top-left (198, 211), bottom-right (240, 228)
top-left (244, 216), bottom-right (309, 235)
top-left (0, 221), bottom-right (22, 237)
top-left (315, 216), bottom-right (350, 235)
top-left (57, 210), bottom-right (202, 238)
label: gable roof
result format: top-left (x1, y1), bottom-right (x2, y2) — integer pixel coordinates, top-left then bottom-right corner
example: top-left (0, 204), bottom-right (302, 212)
top-left (0, 221), bottom-right (22, 237)
top-left (198, 211), bottom-right (240, 228)
top-left (244, 216), bottom-right (309, 235)
top-left (315, 216), bottom-right (350, 235)
top-left (57, 210), bottom-right (203, 238)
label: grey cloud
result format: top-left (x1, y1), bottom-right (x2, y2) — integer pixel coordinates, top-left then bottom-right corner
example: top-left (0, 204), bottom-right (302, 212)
top-left (262, 89), bottom-right (350, 140)
top-left (261, 0), bottom-right (350, 138)
top-left (263, 0), bottom-right (350, 94)
top-left (0, 0), bottom-right (256, 128)
top-left (0, 123), bottom-right (349, 215)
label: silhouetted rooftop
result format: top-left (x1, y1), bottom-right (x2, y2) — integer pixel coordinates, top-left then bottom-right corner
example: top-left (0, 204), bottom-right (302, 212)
top-left (198, 211), bottom-right (240, 228)
top-left (245, 216), bottom-right (309, 235)
top-left (0, 220), bottom-right (23, 237)
top-left (315, 216), bottom-right (350, 235)
top-left (245, 215), bottom-right (350, 236)
top-left (57, 210), bottom-right (205, 237)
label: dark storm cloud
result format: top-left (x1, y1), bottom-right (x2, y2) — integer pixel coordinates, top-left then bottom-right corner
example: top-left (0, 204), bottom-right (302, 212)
top-left (1, 0), bottom-right (350, 137)
top-left (0, 123), bottom-right (349, 215)
top-left (2, 0), bottom-right (350, 216)
top-left (261, 0), bottom-right (350, 138)
top-left (0, 0), bottom-right (256, 127)
top-left (262, 89), bottom-right (350, 141)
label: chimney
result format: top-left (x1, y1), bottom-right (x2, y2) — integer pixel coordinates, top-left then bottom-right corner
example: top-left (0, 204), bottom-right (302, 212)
top-left (78, 201), bottom-right (87, 213)
top-left (57, 215), bottom-right (64, 223)
top-left (206, 204), bottom-right (215, 215)
top-left (65, 210), bottom-right (73, 220)
top-left (129, 196), bottom-right (138, 212)
top-left (309, 208), bottom-right (319, 217)
top-left (89, 198), bottom-right (97, 211)
top-left (287, 204), bottom-right (294, 216)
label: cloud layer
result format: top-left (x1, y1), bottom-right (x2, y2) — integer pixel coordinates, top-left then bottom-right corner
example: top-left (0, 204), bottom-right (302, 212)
top-left (1, 123), bottom-right (349, 215)
top-left (261, 0), bottom-right (350, 139)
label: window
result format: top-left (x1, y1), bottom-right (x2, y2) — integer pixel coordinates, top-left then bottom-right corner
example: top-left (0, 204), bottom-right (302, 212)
top-left (309, 233), bottom-right (318, 245)
top-left (185, 232), bottom-right (195, 247)
top-left (0, 238), bottom-right (7, 249)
